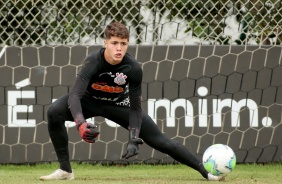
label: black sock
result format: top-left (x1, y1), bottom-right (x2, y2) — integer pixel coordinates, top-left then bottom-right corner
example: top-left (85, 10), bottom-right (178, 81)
top-left (60, 160), bottom-right (72, 173)
top-left (55, 147), bottom-right (72, 173)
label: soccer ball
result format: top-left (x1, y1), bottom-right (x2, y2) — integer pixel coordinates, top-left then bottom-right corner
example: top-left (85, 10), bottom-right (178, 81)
top-left (202, 144), bottom-right (236, 176)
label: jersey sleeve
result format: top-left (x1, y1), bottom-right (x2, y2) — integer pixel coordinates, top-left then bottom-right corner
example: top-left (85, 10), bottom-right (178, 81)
top-left (128, 64), bottom-right (143, 96)
top-left (68, 52), bottom-right (99, 124)
top-left (128, 64), bottom-right (143, 130)
top-left (68, 75), bottom-right (88, 124)
top-left (77, 54), bottom-right (98, 80)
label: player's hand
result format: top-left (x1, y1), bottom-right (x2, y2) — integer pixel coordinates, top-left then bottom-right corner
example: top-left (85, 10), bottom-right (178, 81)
top-left (122, 128), bottom-right (143, 159)
top-left (76, 121), bottom-right (100, 143)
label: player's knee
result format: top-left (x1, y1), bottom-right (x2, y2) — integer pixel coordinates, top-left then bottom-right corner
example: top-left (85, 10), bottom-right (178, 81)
top-left (47, 103), bottom-right (61, 121)
top-left (47, 104), bottom-right (55, 116)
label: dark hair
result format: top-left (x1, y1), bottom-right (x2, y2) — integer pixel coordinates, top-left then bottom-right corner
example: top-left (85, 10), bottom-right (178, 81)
top-left (104, 22), bottom-right (129, 41)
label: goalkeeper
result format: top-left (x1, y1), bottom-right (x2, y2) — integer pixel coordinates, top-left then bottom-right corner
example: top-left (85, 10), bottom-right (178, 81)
top-left (40, 22), bottom-right (222, 181)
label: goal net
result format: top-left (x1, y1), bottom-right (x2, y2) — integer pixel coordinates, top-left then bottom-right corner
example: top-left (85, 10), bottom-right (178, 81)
top-left (1, 45), bottom-right (282, 164)
top-left (0, 0), bottom-right (281, 164)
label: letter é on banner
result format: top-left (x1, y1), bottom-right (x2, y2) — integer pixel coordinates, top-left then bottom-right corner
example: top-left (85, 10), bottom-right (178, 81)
top-left (8, 91), bottom-right (36, 127)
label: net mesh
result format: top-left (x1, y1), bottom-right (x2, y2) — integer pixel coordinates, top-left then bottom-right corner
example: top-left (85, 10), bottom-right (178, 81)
top-left (0, 0), bottom-right (281, 46)
top-left (1, 45), bottom-right (282, 164)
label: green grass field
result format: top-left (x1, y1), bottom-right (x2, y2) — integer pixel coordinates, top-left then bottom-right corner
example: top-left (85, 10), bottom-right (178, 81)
top-left (0, 162), bottom-right (281, 184)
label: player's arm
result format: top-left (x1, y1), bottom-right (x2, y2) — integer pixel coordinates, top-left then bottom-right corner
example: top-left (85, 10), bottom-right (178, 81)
top-left (122, 66), bottom-right (144, 159)
top-left (68, 54), bottom-right (95, 124)
top-left (68, 74), bottom-right (88, 124)
top-left (122, 94), bottom-right (143, 159)
top-left (68, 56), bottom-right (100, 143)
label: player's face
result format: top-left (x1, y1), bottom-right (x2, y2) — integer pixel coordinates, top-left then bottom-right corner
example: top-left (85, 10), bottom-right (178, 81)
top-left (104, 36), bottom-right (128, 65)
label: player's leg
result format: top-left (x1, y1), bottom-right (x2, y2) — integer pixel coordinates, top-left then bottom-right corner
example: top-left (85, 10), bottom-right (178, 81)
top-left (139, 113), bottom-right (222, 180)
top-left (101, 105), bottom-right (206, 173)
top-left (41, 94), bottom-right (99, 180)
top-left (102, 104), bottom-right (222, 181)
top-left (40, 94), bottom-right (74, 180)
top-left (141, 114), bottom-right (207, 173)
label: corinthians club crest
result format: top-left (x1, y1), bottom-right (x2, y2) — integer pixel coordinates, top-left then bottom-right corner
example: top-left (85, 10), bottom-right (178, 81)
top-left (114, 72), bottom-right (127, 85)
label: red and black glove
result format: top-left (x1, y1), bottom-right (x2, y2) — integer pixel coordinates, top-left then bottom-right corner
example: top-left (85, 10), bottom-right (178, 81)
top-left (76, 121), bottom-right (100, 143)
top-left (122, 128), bottom-right (143, 159)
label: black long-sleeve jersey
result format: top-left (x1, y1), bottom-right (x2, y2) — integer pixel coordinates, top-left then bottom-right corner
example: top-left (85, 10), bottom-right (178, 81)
top-left (68, 48), bottom-right (143, 129)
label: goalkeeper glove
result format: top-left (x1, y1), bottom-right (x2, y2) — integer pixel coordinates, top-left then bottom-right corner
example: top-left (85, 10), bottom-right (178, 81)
top-left (76, 121), bottom-right (100, 143)
top-left (122, 128), bottom-right (143, 159)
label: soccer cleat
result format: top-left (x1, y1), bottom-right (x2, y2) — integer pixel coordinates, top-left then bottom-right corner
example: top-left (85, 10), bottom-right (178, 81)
top-left (207, 173), bottom-right (224, 181)
top-left (39, 169), bottom-right (74, 180)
